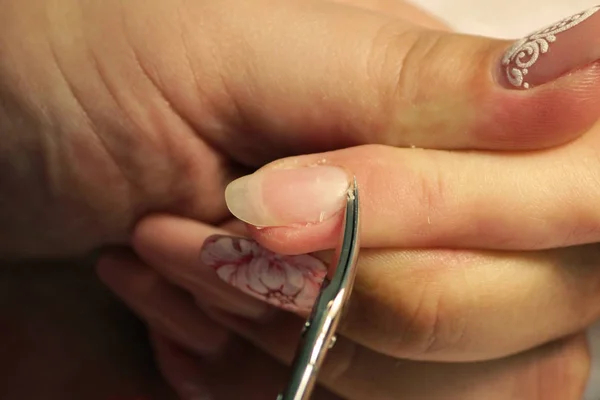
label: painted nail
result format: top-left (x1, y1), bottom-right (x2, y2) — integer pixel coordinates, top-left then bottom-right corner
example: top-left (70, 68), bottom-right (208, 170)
top-left (200, 235), bottom-right (327, 313)
top-left (500, 5), bottom-right (600, 89)
top-left (225, 165), bottom-right (350, 227)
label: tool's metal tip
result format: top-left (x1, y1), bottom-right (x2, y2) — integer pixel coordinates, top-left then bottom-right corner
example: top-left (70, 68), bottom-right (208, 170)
top-left (277, 176), bottom-right (360, 400)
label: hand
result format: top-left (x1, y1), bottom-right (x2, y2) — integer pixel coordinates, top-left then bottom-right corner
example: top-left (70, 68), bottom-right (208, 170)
top-left (98, 217), bottom-right (594, 399)
top-left (145, 327), bottom-right (586, 400)
top-left (3, 0), bottom-right (600, 257)
top-left (99, 123), bottom-right (600, 398)
top-left (94, 6), bottom-right (600, 398)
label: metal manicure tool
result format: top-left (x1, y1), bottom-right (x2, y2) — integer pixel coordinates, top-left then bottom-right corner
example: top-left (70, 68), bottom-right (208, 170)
top-left (277, 177), bottom-right (360, 400)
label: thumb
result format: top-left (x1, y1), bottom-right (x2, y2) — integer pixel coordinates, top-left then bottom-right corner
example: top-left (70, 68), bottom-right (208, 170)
top-left (179, 2), bottom-right (600, 164)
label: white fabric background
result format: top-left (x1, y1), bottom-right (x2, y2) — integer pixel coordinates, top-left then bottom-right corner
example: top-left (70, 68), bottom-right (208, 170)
top-left (404, 0), bottom-right (600, 398)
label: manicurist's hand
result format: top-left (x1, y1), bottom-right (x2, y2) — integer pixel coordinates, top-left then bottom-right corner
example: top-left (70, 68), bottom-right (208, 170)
top-left (2, 0), bottom-right (599, 257)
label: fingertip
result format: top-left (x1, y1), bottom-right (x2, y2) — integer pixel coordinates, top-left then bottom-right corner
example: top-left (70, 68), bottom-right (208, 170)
top-left (479, 64), bottom-right (600, 150)
top-left (132, 214), bottom-right (234, 276)
top-left (247, 213), bottom-right (342, 255)
top-left (134, 215), bottom-right (205, 260)
top-left (132, 214), bottom-right (180, 251)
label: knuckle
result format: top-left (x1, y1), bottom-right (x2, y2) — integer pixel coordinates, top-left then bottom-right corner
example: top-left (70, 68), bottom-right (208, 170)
top-left (366, 25), bottom-right (452, 146)
top-left (408, 154), bottom-right (449, 225)
top-left (364, 24), bottom-right (419, 145)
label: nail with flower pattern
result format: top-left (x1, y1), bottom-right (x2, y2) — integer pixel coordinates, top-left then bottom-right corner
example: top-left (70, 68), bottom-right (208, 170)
top-left (500, 5), bottom-right (600, 90)
top-left (200, 235), bottom-right (328, 313)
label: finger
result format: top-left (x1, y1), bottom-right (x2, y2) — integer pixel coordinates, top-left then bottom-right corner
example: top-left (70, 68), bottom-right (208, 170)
top-left (151, 329), bottom-right (341, 400)
top-left (126, 1), bottom-right (600, 165)
top-left (340, 244), bottom-right (600, 361)
top-left (330, 0), bottom-right (451, 30)
top-left (135, 215), bottom-right (600, 362)
top-left (124, 220), bottom-right (273, 320)
top-left (225, 143), bottom-right (600, 253)
top-left (100, 249), bottom-right (590, 399)
top-left (206, 308), bottom-right (590, 400)
top-left (96, 252), bottom-right (230, 356)
top-left (219, 218), bottom-right (249, 236)
top-left (133, 216), bottom-right (329, 315)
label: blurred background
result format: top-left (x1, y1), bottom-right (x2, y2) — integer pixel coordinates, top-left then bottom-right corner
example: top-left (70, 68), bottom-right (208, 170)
top-left (414, 0), bottom-right (599, 38)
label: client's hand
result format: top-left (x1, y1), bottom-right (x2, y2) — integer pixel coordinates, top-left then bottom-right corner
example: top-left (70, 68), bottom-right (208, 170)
top-left (95, 4), bottom-right (600, 399)
top-left (98, 217), bottom-right (593, 399)
top-left (98, 111), bottom-right (600, 399)
top-left (3, 0), bottom-right (600, 257)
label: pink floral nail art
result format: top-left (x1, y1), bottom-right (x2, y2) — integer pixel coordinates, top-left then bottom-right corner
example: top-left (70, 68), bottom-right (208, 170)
top-left (200, 235), bottom-right (328, 312)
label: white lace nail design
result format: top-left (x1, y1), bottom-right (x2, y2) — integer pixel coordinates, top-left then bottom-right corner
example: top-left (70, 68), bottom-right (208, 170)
top-left (502, 6), bottom-right (600, 89)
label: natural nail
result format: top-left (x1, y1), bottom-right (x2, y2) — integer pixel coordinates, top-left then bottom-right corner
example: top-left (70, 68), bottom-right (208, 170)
top-left (200, 235), bottom-right (327, 313)
top-left (225, 165), bottom-right (350, 227)
top-left (500, 5), bottom-right (600, 89)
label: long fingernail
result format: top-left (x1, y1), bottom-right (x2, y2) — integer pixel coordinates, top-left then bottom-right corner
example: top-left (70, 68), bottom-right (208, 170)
top-left (200, 235), bottom-right (327, 313)
top-left (500, 6), bottom-right (600, 89)
top-left (225, 165), bottom-right (350, 227)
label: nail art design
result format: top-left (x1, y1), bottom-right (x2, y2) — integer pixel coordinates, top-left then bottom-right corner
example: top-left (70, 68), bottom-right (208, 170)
top-left (502, 6), bottom-right (600, 89)
top-left (200, 235), bottom-right (327, 312)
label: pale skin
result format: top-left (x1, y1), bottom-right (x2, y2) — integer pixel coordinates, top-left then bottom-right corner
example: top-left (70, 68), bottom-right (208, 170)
top-left (99, 4), bottom-right (600, 399)
top-left (3, 0), bottom-right (600, 258)
top-left (3, 0), bottom-right (600, 398)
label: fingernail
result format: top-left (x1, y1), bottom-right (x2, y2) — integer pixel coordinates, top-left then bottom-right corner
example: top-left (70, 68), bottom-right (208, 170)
top-left (500, 6), bottom-right (600, 89)
top-left (225, 165), bottom-right (350, 227)
top-left (200, 235), bottom-right (327, 313)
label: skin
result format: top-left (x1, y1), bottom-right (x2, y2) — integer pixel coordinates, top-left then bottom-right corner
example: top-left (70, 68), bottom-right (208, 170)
top-left (2, 0), bottom-right (600, 258)
top-left (4, 0), bottom-right (600, 398)
top-left (0, 0), bottom-right (456, 397)
top-left (99, 221), bottom-right (594, 399)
